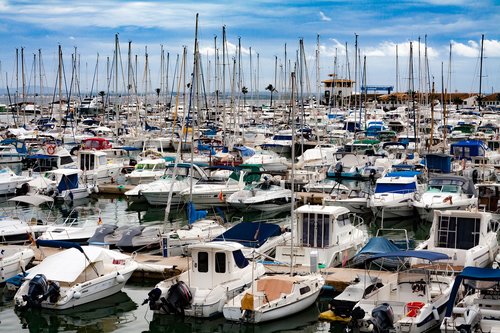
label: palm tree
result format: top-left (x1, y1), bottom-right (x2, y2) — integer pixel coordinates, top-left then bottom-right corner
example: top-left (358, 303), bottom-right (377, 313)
top-left (452, 96), bottom-right (463, 110)
top-left (98, 91), bottom-right (106, 118)
top-left (265, 84), bottom-right (277, 108)
top-left (241, 86), bottom-right (248, 106)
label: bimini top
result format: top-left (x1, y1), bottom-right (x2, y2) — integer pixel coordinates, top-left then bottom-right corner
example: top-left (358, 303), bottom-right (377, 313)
top-left (212, 222), bottom-right (282, 248)
top-left (365, 250), bottom-right (450, 264)
top-left (445, 267), bottom-right (500, 317)
top-left (9, 195), bottom-right (54, 206)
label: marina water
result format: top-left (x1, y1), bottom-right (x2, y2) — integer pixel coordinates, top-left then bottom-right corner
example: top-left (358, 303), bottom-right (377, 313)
top-left (0, 163), bottom-right (433, 333)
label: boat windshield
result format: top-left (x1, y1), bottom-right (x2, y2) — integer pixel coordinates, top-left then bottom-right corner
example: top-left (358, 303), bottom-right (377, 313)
top-left (427, 185), bottom-right (460, 193)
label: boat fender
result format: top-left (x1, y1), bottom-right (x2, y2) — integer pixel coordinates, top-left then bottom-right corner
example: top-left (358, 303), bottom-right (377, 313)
top-left (73, 291), bottom-right (82, 299)
top-left (432, 307), bottom-right (439, 321)
top-left (116, 273), bottom-right (125, 283)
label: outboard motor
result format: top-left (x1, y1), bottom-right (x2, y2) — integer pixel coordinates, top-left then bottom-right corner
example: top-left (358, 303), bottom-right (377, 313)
top-left (165, 281), bottom-right (192, 315)
top-left (370, 303), bottom-right (394, 333)
top-left (335, 162), bottom-right (343, 178)
top-left (46, 281), bottom-right (61, 303)
top-left (23, 274), bottom-right (48, 308)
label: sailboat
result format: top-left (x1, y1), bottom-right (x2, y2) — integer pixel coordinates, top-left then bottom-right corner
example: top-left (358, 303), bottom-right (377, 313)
top-left (223, 69), bottom-right (324, 324)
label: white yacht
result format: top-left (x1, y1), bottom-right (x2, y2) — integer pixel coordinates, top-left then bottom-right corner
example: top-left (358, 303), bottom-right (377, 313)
top-left (0, 167), bottom-right (32, 196)
top-left (27, 169), bottom-right (92, 201)
top-left (78, 149), bottom-right (122, 185)
top-left (369, 171), bottom-right (423, 219)
top-left (226, 178), bottom-right (293, 214)
top-left (275, 205), bottom-right (366, 268)
top-left (144, 241), bottom-right (265, 318)
top-left (126, 158), bottom-right (167, 185)
top-left (413, 175), bottom-right (477, 222)
top-left (441, 267), bottom-right (500, 333)
top-left (0, 245), bottom-right (34, 283)
top-left (413, 209), bottom-right (499, 268)
top-left (242, 150), bottom-right (289, 172)
top-left (14, 241), bottom-right (137, 310)
top-left (351, 251), bottom-right (454, 333)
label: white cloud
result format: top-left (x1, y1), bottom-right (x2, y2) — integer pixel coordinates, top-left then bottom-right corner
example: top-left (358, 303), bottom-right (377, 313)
top-left (364, 41), bottom-right (439, 58)
top-left (452, 39), bottom-right (500, 58)
top-left (319, 11), bottom-right (331, 22)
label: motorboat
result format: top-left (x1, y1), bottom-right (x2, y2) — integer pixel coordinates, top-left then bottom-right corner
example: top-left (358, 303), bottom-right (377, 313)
top-left (24, 144), bottom-right (76, 172)
top-left (441, 267), bottom-right (500, 333)
top-left (116, 225), bottom-right (162, 253)
top-left (303, 178), bottom-right (348, 193)
top-left (0, 167), bottom-right (32, 196)
top-left (37, 215), bottom-right (103, 244)
top-left (179, 168), bottom-right (246, 208)
top-left (0, 195), bottom-right (55, 245)
top-left (349, 251), bottom-right (455, 333)
top-left (126, 158), bottom-right (167, 185)
top-left (413, 175), bottom-right (477, 222)
top-left (275, 205), bottom-right (366, 268)
top-left (161, 218), bottom-right (227, 257)
top-left (475, 183), bottom-right (500, 216)
top-left (223, 273), bottom-right (324, 323)
top-left (323, 188), bottom-right (371, 214)
top-left (414, 209), bottom-right (499, 268)
top-left (242, 149), bottom-right (289, 172)
top-left (77, 149), bottom-right (122, 185)
top-left (125, 163), bottom-right (208, 205)
top-left (212, 221), bottom-right (291, 259)
top-left (14, 240), bottom-right (137, 310)
top-left (27, 169), bottom-right (93, 201)
top-left (144, 241), bottom-right (266, 318)
top-left (260, 131), bottom-right (294, 154)
top-left (0, 245), bottom-right (34, 284)
top-left (226, 178), bottom-right (293, 214)
top-left (369, 171), bottom-right (424, 219)
top-left (0, 138), bottom-right (28, 163)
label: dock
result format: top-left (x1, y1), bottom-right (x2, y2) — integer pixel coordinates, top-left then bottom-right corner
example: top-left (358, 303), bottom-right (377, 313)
top-left (25, 245), bottom-right (394, 291)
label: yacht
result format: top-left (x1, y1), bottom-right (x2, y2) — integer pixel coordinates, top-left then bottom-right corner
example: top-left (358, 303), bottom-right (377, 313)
top-left (350, 251), bottom-right (454, 333)
top-left (369, 171), bottom-right (423, 219)
top-left (0, 245), bottom-right (34, 283)
top-left (275, 205), bottom-right (366, 268)
top-left (0, 167), bottom-right (32, 196)
top-left (441, 267), bottom-right (500, 333)
top-left (413, 209), bottom-right (499, 268)
top-left (27, 169), bottom-right (92, 201)
top-left (126, 158), bottom-right (167, 185)
top-left (78, 149), bottom-right (122, 185)
top-left (226, 178), bottom-right (293, 214)
top-left (14, 240), bottom-right (137, 310)
top-left (413, 175), bottom-right (477, 222)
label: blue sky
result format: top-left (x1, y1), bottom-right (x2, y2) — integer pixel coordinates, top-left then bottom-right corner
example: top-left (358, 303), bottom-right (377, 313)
top-left (0, 0), bottom-right (499, 96)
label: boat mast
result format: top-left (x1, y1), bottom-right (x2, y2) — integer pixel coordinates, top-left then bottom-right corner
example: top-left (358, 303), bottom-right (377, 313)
top-left (478, 34), bottom-right (484, 112)
top-left (290, 70), bottom-right (296, 276)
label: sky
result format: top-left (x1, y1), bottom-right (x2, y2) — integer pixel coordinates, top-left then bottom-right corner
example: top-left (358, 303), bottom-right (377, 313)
top-left (0, 0), bottom-right (499, 97)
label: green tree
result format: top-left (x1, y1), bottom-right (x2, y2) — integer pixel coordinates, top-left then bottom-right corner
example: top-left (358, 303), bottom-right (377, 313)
top-left (265, 84), bottom-right (277, 108)
top-left (452, 96), bottom-right (463, 110)
top-left (241, 86), bottom-right (248, 106)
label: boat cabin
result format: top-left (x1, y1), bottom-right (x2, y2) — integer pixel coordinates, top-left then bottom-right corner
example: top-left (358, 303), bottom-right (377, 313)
top-left (420, 209), bottom-right (499, 268)
top-left (188, 242), bottom-right (250, 289)
top-left (476, 183), bottom-right (500, 214)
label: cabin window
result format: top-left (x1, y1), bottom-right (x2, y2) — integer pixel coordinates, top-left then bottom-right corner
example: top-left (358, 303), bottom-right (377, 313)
top-left (215, 252), bottom-right (226, 273)
top-left (299, 286), bottom-right (311, 295)
top-left (197, 252), bottom-right (209, 273)
top-left (60, 156), bottom-right (74, 166)
top-left (302, 213), bottom-right (330, 248)
top-left (233, 250), bottom-right (249, 268)
top-left (436, 216), bottom-right (481, 250)
top-left (80, 154), bottom-right (95, 170)
top-left (99, 156), bottom-right (107, 166)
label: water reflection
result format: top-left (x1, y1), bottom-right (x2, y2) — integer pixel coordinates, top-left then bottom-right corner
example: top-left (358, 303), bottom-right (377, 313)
top-left (146, 304), bottom-right (321, 333)
top-left (14, 291), bottom-right (138, 333)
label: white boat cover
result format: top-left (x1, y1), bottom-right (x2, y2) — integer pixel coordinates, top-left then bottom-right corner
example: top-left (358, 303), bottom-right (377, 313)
top-left (26, 246), bottom-right (130, 283)
top-left (9, 195), bottom-right (54, 206)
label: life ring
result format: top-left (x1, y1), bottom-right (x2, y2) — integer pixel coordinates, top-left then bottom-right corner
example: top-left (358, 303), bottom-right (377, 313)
top-left (47, 144), bottom-right (56, 155)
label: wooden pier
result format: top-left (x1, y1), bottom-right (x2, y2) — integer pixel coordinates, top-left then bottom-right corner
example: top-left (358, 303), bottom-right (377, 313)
top-left (25, 245), bottom-right (394, 291)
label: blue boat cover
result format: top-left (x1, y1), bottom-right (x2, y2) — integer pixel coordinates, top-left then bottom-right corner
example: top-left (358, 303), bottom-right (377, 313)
top-left (365, 250), bottom-right (450, 263)
top-left (355, 237), bottom-right (401, 257)
top-left (234, 146), bottom-right (256, 157)
top-left (36, 239), bottom-right (84, 253)
top-left (212, 222), bottom-right (281, 248)
top-left (445, 267), bottom-right (500, 317)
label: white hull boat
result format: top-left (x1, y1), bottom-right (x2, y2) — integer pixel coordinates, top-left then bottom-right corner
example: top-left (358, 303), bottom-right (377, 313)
top-left (223, 274), bottom-right (324, 323)
top-left (14, 241), bottom-right (137, 310)
top-left (0, 246), bottom-right (35, 284)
